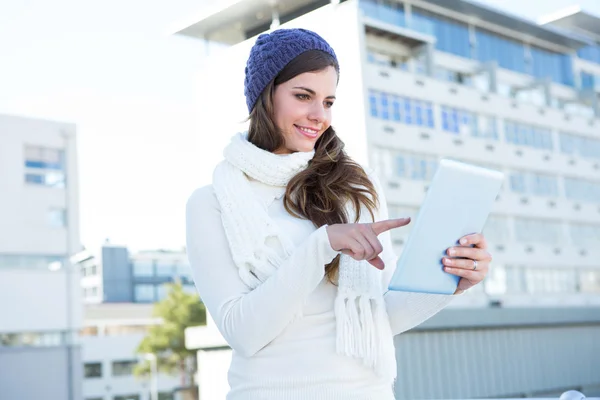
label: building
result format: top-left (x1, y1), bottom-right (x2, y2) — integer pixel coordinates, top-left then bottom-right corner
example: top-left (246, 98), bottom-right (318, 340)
top-left (81, 303), bottom-right (181, 400)
top-left (77, 246), bottom-right (197, 400)
top-left (0, 113), bottom-right (83, 400)
top-left (175, 0), bottom-right (600, 398)
top-left (79, 245), bottom-right (195, 304)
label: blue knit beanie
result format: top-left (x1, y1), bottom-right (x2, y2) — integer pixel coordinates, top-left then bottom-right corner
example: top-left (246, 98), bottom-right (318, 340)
top-left (244, 28), bottom-right (338, 113)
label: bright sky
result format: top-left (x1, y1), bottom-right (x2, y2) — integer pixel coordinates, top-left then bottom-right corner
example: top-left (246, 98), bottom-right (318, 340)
top-left (1, 0), bottom-right (599, 252)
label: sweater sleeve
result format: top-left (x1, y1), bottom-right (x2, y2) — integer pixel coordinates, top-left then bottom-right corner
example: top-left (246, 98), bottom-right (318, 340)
top-left (367, 170), bottom-right (454, 336)
top-left (186, 186), bottom-right (339, 357)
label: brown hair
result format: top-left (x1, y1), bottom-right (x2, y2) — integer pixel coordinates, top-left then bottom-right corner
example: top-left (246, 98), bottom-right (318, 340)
top-left (247, 50), bottom-right (379, 283)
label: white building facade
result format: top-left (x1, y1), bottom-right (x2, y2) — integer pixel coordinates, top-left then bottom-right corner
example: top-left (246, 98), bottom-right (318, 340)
top-left (177, 0), bottom-right (600, 397)
top-left (0, 113), bottom-right (83, 400)
top-left (81, 303), bottom-right (182, 400)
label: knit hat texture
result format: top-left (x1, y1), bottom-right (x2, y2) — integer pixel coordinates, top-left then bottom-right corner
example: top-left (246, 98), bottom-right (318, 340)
top-left (244, 28), bottom-right (338, 113)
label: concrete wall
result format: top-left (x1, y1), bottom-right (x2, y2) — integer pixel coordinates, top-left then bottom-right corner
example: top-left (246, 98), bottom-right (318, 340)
top-left (0, 346), bottom-right (82, 400)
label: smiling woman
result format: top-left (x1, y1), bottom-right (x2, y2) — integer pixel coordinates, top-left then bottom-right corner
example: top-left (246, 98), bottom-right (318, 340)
top-left (185, 28), bottom-right (487, 400)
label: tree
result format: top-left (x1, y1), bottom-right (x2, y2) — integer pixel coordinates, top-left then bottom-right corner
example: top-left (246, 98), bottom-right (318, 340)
top-left (134, 281), bottom-right (206, 399)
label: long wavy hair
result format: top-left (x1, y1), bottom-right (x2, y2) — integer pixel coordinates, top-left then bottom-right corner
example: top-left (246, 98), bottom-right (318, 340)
top-left (247, 50), bottom-right (379, 283)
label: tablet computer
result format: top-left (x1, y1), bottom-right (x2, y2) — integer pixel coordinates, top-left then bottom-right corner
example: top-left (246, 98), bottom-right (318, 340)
top-left (387, 159), bottom-right (504, 295)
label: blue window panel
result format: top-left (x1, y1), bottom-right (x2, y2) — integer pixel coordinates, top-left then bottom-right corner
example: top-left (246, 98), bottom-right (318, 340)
top-left (380, 93), bottom-right (389, 120)
top-left (414, 101), bottom-right (424, 126)
top-left (450, 110), bottom-right (459, 134)
top-left (442, 108), bottom-right (450, 131)
top-left (25, 160), bottom-right (63, 170)
top-left (426, 106), bottom-right (435, 128)
top-left (510, 174), bottom-right (526, 193)
top-left (396, 155), bottom-right (406, 178)
top-left (404, 99), bottom-right (412, 124)
top-left (25, 174), bottom-right (44, 184)
top-left (369, 91), bottom-right (378, 117)
top-left (392, 96), bottom-right (402, 121)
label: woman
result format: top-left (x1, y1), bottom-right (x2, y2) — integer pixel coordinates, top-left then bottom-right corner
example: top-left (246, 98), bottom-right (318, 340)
top-left (186, 28), bottom-right (492, 399)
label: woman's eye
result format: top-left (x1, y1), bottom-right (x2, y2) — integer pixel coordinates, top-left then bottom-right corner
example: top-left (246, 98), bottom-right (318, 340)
top-left (295, 94), bottom-right (310, 100)
top-left (325, 101), bottom-right (334, 108)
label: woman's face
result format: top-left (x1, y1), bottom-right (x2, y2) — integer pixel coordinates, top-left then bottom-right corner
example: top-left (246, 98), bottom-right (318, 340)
top-left (272, 66), bottom-right (337, 154)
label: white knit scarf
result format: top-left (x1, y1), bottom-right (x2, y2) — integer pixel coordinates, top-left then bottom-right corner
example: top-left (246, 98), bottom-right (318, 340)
top-left (212, 132), bottom-right (396, 381)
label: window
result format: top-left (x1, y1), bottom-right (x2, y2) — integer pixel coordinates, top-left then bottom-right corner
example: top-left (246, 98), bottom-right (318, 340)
top-left (524, 269), bottom-right (577, 293)
top-left (475, 28), bottom-right (526, 74)
top-left (580, 270), bottom-right (600, 293)
top-left (395, 153), bottom-right (438, 181)
top-left (84, 362), bottom-right (102, 378)
top-left (175, 263), bottom-right (192, 280)
top-left (48, 208), bottom-right (67, 228)
top-left (113, 395), bottom-right (140, 400)
top-left (359, 0), bottom-right (406, 28)
top-left (484, 264), bottom-right (507, 295)
top-left (368, 90), bottom-right (378, 117)
top-left (564, 178), bottom-right (600, 203)
top-left (504, 121), bottom-right (553, 150)
top-left (134, 284), bottom-right (155, 303)
top-left (509, 171), bottom-right (559, 197)
top-left (132, 260), bottom-right (154, 277)
top-left (112, 360), bottom-right (137, 377)
top-left (155, 261), bottom-right (174, 277)
top-left (24, 145), bottom-right (64, 170)
top-left (412, 9), bottom-right (470, 58)
top-left (159, 392), bottom-right (175, 400)
top-left (530, 46), bottom-right (573, 86)
top-left (559, 132), bottom-right (600, 160)
top-left (156, 284), bottom-right (169, 301)
top-left (86, 398), bottom-right (104, 400)
top-left (569, 223), bottom-right (600, 247)
top-left (104, 325), bottom-right (148, 336)
top-left (514, 218), bottom-right (563, 245)
top-left (482, 215), bottom-right (510, 244)
top-left (578, 44), bottom-right (600, 63)
top-left (24, 146), bottom-right (66, 188)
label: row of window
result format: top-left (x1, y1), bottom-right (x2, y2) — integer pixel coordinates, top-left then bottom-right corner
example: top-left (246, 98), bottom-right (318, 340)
top-left (132, 259), bottom-right (191, 279)
top-left (390, 204), bottom-right (600, 247)
top-left (367, 50), bottom-right (599, 119)
top-left (0, 331), bottom-right (65, 347)
top-left (504, 121), bottom-right (553, 151)
top-left (80, 325), bottom-right (150, 337)
top-left (360, 0), bottom-right (581, 86)
top-left (84, 360), bottom-right (144, 379)
top-left (482, 266), bottom-right (600, 295)
top-left (368, 90), bottom-right (600, 159)
top-left (560, 132), bottom-right (600, 160)
top-left (134, 283), bottom-right (196, 303)
top-left (0, 254), bottom-right (65, 270)
top-left (368, 91), bottom-right (435, 128)
top-left (86, 394), bottom-right (173, 400)
top-left (376, 150), bottom-right (600, 203)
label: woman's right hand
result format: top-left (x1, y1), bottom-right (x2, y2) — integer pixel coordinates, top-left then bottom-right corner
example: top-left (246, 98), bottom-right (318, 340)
top-left (326, 218), bottom-right (411, 270)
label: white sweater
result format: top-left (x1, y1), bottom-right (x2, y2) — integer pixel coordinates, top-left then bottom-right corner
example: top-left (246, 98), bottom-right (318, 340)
top-left (186, 171), bottom-right (453, 400)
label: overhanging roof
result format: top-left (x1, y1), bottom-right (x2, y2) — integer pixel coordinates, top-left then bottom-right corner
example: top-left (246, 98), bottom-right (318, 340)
top-left (171, 0), bottom-right (591, 49)
top-left (171, 0), bottom-right (329, 44)
top-left (539, 6), bottom-right (600, 41)
top-left (423, 0), bottom-right (590, 49)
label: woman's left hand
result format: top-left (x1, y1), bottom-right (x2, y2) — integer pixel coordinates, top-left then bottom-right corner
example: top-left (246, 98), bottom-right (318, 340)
top-left (441, 233), bottom-right (492, 295)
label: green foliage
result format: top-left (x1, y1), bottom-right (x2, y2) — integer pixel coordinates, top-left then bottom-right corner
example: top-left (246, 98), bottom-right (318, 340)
top-left (134, 282), bottom-right (206, 380)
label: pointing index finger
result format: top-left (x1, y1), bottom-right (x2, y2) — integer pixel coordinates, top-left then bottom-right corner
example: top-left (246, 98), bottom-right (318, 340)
top-left (371, 218), bottom-right (411, 236)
